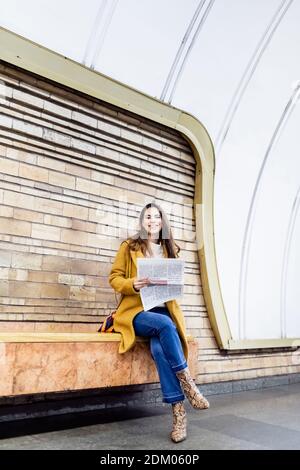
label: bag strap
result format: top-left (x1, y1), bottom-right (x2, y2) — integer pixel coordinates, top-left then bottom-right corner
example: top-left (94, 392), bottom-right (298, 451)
top-left (114, 241), bottom-right (132, 309)
top-left (125, 241), bottom-right (132, 278)
top-left (114, 291), bottom-right (123, 308)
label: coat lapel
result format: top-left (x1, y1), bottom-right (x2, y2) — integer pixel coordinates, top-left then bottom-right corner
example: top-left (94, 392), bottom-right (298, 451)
top-left (130, 249), bottom-right (144, 270)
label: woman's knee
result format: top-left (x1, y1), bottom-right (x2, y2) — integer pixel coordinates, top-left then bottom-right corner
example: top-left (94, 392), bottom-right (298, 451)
top-left (159, 315), bottom-right (177, 332)
top-left (133, 311), bottom-right (177, 337)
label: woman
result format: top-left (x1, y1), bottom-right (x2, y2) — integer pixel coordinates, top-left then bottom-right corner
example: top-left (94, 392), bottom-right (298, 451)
top-left (109, 202), bottom-right (209, 443)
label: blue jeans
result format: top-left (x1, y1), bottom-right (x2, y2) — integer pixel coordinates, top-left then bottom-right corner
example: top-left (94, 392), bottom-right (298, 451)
top-left (133, 306), bottom-right (187, 404)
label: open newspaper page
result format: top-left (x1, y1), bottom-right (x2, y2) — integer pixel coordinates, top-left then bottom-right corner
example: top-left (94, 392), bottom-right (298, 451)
top-left (137, 258), bottom-right (185, 311)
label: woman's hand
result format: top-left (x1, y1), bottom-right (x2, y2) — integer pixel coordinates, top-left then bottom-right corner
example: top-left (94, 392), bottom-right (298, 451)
top-left (133, 277), bottom-right (150, 291)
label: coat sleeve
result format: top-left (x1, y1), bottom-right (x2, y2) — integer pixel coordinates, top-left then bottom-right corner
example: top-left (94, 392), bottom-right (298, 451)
top-left (108, 241), bottom-right (140, 296)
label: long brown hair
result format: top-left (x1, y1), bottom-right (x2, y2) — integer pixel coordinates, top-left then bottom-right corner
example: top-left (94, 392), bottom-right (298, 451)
top-left (126, 202), bottom-right (180, 258)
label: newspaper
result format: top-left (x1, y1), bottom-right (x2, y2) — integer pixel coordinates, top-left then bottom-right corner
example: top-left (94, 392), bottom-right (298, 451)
top-left (137, 258), bottom-right (185, 311)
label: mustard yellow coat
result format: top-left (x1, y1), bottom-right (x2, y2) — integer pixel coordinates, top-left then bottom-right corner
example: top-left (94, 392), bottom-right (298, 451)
top-left (109, 240), bottom-right (189, 360)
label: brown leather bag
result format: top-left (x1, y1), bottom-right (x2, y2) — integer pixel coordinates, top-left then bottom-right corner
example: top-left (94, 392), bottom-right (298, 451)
top-left (97, 291), bottom-right (123, 332)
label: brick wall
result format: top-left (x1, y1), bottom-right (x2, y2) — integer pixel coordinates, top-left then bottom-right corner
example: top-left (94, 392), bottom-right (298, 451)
top-left (0, 62), bottom-right (195, 329)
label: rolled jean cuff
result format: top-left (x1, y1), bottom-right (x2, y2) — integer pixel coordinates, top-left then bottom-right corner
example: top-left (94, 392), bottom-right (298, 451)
top-left (172, 361), bottom-right (188, 373)
top-left (163, 393), bottom-right (185, 404)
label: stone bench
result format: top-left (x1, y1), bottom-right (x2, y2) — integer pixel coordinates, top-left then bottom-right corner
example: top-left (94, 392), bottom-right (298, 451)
top-left (0, 333), bottom-right (197, 397)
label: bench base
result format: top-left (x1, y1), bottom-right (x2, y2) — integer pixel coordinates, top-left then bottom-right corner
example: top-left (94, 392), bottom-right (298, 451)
top-left (0, 333), bottom-right (197, 397)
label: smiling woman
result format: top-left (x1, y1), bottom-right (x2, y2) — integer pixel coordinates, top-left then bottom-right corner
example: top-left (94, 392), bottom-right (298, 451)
top-left (108, 201), bottom-right (209, 443)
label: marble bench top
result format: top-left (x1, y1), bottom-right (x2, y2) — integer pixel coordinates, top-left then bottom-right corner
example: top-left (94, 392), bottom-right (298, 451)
top-left (0, 332), bottom-right (195, 343)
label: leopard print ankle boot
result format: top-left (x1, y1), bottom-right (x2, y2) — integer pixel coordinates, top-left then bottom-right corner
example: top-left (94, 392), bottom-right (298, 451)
top-left (176, 368), bottom-right (210, 410)
top-left (170, 401), bottom-right (187, 443)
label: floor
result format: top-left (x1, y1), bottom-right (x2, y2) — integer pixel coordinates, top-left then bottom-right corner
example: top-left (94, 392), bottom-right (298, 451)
top-left (0, 382), bottom-right (300, 450)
